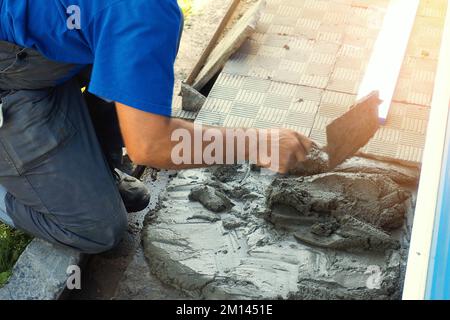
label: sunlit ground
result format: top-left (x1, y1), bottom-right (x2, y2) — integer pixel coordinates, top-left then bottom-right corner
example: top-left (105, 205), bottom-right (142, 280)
top-left (178, 0), bottom-right (211, 17)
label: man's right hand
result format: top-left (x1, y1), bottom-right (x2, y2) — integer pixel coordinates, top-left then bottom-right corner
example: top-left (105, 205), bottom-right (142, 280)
top-left (259, 129), bottom-right (313, 175)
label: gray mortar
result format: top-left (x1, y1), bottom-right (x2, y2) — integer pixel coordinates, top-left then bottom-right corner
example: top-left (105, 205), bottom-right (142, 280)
top-left (267, 172), bottom-right (411, 250)
top-left (142, 158), bottom-right (418, 300)
top-left (189, 185), bottom-right (234, 212)
top-left (291, 143), bottom-right (329, 176)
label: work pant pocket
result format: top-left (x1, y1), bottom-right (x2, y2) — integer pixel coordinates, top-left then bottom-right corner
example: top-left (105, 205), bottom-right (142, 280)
top-left (0, 86), bottom-right (76, 176)
top-left (0, 40), bottom-right (78, 90)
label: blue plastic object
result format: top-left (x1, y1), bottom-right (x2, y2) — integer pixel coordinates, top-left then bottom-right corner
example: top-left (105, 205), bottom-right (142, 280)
top-left (427, 106), bottom-right (450, 300)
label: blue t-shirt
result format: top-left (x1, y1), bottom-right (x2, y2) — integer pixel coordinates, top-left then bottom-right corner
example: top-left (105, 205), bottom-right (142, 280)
top-left (0, 0), bottom-right (182, 117)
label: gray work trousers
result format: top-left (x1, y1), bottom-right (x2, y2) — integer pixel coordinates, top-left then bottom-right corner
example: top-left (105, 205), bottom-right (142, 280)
top-left (0, 41), bottom-right (128, 254)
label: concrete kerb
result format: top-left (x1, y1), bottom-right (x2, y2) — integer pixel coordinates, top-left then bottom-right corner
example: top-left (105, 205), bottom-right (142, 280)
top-left (0, 239), bottom-right (82, 300)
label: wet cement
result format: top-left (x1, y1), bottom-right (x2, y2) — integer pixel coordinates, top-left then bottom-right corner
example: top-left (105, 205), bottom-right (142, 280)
top-left (290, 143), bottom-right (330, 176)
top-left (142, 157), bottom-right (418, 300)
top-left (267, 172), bottom-right (410, 251)
top-left (189, 185), bottom-right (234, 212)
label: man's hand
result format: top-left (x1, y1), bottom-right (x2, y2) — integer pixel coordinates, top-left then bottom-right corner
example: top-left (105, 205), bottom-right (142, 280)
top-left (273, 129), bottom-right (313, 174)
top-left (116, 103), bottom-right (313, 174)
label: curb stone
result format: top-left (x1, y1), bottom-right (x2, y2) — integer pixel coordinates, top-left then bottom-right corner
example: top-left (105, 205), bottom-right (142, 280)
top-left (0, 239), bottom-right (81, 300)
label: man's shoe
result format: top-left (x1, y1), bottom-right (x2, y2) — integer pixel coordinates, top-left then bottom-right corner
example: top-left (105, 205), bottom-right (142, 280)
top-left (115, 169), bottom-right (151, 213)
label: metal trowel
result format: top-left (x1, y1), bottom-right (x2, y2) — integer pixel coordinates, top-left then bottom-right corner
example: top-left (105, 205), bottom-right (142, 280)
top-left (292, 91), bottom-right (382, 176)
top-left (325, 91), bottom-right (382, 169)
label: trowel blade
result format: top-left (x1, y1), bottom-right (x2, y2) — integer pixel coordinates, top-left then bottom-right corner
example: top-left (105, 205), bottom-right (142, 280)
top-left (326, 91), bottom-right (382, 169)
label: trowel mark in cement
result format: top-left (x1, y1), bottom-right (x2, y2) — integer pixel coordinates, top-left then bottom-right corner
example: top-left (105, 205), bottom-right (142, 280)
top-left (142, 159), bottom-right (418, 299)
top-left (267, 172), bottom-right (411, 251)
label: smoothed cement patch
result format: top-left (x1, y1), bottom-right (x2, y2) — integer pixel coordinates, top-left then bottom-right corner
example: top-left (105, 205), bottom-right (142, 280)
top-left (143, 158), bottom-right (418, 299)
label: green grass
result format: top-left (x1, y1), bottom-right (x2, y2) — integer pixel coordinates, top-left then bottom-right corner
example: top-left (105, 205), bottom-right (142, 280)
top-left (0, 224), bottom-right (32, 288)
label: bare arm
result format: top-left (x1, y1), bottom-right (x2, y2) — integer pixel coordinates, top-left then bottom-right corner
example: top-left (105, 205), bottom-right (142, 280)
top-left (116, 103), bottom-right (312, 174)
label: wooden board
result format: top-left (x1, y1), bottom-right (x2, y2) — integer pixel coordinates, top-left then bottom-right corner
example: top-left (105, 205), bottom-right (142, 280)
top-left (185, 0), bottom-right (241, 86)
top-left (192, 0), bottom-right (265, 91)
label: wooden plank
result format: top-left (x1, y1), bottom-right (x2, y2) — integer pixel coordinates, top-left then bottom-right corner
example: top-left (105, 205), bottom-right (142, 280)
top-left (357, 0), bottom-right (420, 123)
top-left (192, 0), bottom-right (265, 91)
top-left (403, 4), bottom-right (450, 300)
top-left (185, 0), bottom-right (241, 86)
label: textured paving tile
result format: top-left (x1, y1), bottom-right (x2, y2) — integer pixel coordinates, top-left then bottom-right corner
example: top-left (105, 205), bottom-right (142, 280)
top-left (194, 0), bottom-right (446, 165)
top-left (172, 95), bottom-right (197, 120)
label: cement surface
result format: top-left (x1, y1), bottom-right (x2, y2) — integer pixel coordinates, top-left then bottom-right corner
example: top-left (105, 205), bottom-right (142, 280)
top-left (142, 158), bottom-right (418, 299)
top-left (114, 247), bottom-right (189, 300)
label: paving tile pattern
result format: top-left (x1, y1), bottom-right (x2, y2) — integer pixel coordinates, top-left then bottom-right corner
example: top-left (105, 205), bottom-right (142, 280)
top-left (192, 0), bottom-right (447, 164)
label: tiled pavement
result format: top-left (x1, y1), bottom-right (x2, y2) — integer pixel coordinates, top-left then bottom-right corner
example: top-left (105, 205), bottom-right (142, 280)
top-left (184, 0), bottom-right (447, 164)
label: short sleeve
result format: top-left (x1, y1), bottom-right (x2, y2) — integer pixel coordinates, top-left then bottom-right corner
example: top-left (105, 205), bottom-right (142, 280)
top-left (87, 0), bottom-right (182, 117)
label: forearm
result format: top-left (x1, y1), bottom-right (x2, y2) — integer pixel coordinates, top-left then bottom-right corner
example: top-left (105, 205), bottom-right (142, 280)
top-left (117, 103), bottom-right (310, 174)
top-left (138, 117), bottom-right (263, 170)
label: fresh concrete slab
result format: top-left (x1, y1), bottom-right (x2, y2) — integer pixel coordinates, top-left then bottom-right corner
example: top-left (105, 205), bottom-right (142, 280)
top-left (113, 247), bottom-right (189, 300)
top-left (142, 159), bottom-right (419, 299)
